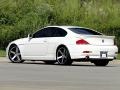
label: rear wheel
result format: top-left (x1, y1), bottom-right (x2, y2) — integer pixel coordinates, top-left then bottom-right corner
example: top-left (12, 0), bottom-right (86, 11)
top-left (8, 45), bottom-right (24, 63)
top-left (56, 46), bottom-right (73, 65)
top-left (92, 60), bottom-right (109, 66)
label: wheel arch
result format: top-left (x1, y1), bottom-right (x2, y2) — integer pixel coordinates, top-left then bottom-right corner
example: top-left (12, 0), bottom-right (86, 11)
top-left (9, 43), bottom-right (18, 49)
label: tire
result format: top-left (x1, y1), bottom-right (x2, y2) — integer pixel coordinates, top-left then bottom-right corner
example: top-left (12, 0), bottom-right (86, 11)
top-left (8, 45), bottom-right (24, 63)
top-left (44, 61), bottom-right (56, 64)
top-left (93, 60), bottom-right (109, 66)
top-left (56, 46), bottom-right (73, 65)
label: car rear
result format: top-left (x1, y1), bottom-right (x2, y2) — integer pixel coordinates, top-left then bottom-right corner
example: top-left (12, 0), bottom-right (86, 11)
top-left (67, 27), bottom-right (118, 61)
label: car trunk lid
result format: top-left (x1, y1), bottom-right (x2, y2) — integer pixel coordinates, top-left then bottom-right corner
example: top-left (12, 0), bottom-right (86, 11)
top-left (76, 35), bottom-right (115, 46)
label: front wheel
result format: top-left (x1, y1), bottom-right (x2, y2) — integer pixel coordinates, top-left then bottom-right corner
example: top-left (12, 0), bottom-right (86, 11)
top-left (8, 45), bottom-right (24, 63)
top-left (56, 46), bottom-right (73, 65)
top-left (92, 60), bottom-right (109, 66)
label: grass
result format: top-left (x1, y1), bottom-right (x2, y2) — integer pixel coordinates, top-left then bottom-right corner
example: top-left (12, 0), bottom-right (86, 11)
top-left (0, 50), bottom-right (6, 57)
top-left (117, 53), bottom-right (120, 60)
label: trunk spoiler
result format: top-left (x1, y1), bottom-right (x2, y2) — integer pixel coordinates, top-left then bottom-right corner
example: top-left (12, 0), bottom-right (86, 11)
top-left (75, 35), bottom-right (115, 39)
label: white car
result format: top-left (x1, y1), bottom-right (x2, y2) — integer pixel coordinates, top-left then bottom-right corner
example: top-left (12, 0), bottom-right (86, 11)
top-left (6, 26), bottom-right (118, 66)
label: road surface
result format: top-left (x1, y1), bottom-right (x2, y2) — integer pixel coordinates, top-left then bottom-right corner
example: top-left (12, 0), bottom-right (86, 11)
top-left (0, 57), bottom-right (120, 90)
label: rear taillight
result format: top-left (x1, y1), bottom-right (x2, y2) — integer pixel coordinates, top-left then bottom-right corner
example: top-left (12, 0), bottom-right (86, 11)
top-left (76, 39), bottom-right (89, 45)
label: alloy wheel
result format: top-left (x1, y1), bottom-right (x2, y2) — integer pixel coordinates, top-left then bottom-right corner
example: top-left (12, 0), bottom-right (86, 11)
top-left (56, 47), bottom-right (72, 65)
top-left (8, 45), bottom-right (24, 63)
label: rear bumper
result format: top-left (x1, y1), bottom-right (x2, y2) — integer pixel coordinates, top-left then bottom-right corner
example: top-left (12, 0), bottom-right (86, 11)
top-left (67, 45), bottom-right (118, 60)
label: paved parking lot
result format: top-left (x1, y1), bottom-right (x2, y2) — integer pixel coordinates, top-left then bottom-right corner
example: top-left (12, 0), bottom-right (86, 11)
top-left (0, 57), bottom-right (120, 90)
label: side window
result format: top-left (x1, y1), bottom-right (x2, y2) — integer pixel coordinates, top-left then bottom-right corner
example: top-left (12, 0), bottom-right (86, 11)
top-left (32, 27), bottom-right (67, 38)
top-left (53, 28), bottom-right (67, 37)
top-left (33, 28), bottom-right (48, 38)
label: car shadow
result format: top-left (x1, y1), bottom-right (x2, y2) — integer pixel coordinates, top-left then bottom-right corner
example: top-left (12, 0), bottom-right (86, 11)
top-left (9, 61), bottom-right (116, 67)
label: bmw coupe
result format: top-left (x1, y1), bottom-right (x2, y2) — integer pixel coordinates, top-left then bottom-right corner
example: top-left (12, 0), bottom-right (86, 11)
top-left (6, 26), bottom-right (118, 66)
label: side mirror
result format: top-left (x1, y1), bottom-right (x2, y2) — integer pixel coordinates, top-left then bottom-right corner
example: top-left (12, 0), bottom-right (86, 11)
top-left (28, 34), bottom-right (32, 41)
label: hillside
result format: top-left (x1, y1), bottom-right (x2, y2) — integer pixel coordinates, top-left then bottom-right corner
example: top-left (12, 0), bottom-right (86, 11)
top-left (0, 0), bottom-right (120, 51)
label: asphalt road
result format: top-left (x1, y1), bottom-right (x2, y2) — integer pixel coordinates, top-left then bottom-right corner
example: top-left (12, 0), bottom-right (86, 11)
top-left (0, 57), bottom-right (120, 90)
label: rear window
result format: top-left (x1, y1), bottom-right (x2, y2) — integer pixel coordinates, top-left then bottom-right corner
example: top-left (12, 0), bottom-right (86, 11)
top-left (69, 28), bottom-right (102, 35)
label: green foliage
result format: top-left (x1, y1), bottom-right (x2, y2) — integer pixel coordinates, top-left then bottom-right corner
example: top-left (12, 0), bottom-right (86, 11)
top-left (117, 53), bottom-right (120, 60)
top-left (0, 50), bottom-right (5, 57)
top-left (0, 0), bottom-right (120, 51)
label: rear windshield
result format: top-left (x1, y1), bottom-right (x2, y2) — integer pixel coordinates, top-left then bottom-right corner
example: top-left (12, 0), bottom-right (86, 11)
top-left (69, 28), bottom-right (102, 35)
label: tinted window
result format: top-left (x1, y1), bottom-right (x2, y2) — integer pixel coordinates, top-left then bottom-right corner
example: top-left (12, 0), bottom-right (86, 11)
top-left (33, 28), bottom-right (49, 38)
top-left (33, 27), bottom-right (67, 38)
top-left (69, 28), bottom-right (102, 35)
top-left (52, 27), bottom-right (67, 37)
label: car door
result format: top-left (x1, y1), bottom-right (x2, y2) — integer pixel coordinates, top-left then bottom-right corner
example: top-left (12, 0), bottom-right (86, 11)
top-left (45, 27), bottom-right (67, 57)
top-left (23, 28), bottom-right (49, 58)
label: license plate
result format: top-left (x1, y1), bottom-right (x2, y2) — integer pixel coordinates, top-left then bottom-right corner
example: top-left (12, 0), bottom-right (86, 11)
top-left (100, 51), bottom-right (108, 58)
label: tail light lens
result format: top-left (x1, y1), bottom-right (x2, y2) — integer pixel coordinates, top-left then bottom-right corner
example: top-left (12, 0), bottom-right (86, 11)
top-left (76, 39), bottom-right (89, 45)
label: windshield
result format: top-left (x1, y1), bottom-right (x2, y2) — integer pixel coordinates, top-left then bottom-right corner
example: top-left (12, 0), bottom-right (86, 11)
top-left (69, 28), bottom-right (102, 35)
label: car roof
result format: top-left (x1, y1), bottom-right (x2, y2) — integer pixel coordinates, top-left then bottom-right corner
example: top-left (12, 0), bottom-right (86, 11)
top-left (47, 26), bottom-right (82, 29)
top-left (46, 26), bottom-right (93, 30)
